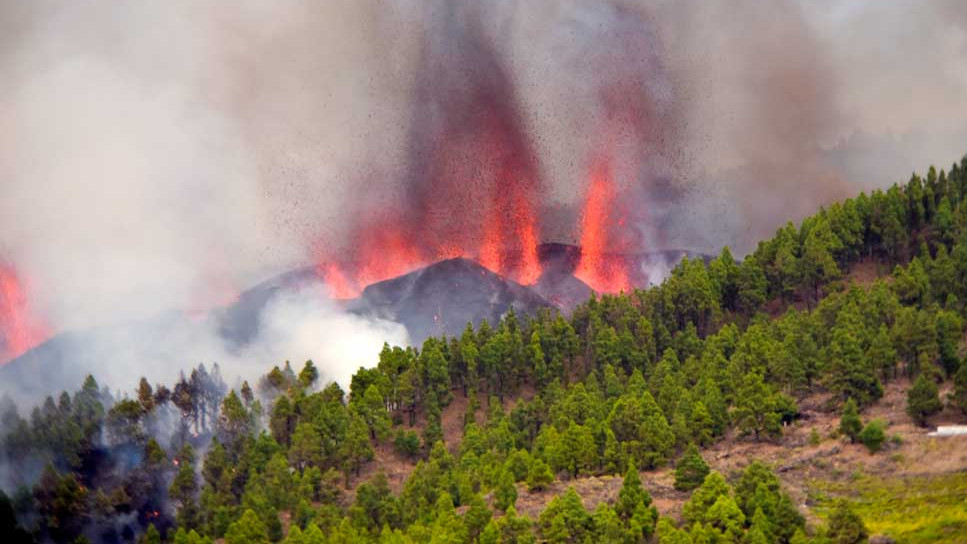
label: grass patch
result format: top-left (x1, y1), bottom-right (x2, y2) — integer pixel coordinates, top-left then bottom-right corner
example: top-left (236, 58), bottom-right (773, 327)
top-left (809, 472), bottom-right (967, 543)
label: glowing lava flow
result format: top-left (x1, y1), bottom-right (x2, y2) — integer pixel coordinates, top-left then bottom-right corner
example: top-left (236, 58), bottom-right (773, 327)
top-left (574, 158), bottom-right (632, 293)
top-left (0, 265), bottom-right (49, 362)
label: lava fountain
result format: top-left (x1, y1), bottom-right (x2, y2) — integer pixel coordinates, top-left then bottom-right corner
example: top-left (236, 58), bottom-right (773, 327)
top-left (311, 1), bottom-right (673, 298)
top-left (0, 264), bottom-right (49, 362)
top-left (574, 156), bottom-right (632, 294)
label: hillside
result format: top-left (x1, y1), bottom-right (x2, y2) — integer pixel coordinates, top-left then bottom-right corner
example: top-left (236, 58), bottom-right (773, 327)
top-left (4, 156), bottom-right (967, 543)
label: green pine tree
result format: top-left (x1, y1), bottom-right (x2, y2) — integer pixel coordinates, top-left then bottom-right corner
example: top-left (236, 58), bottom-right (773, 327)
top-left (674, 445), bottom-right (710, 491)
top-left (838, 398), bottom-right (863, 443)
top-left (826, 500), bottom-right (869, 544)
top-left (907, 374), bottom-right (942, 426)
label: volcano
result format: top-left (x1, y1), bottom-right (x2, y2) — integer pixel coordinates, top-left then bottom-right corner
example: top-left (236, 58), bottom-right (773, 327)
top-left (221, 243), bottom-right (702, 346)
top-left (0, 245), bottom-right (704, 401)
top-left (346, 257), bottom-right (553, 343)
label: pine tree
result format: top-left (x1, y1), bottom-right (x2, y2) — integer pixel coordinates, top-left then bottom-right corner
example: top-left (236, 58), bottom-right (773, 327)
top-left (827, 328), bottom-right (883, 407)
top-left (298, 360), bottom-right (319, 388)
top-left (655, 518), bottom-right (691, 544)
top-left (591, 503), bottom-right (625, 543)
top-left (358, 385), bottom-right (391, 441)
top-left (704, 495), bottom-right (746, 542)
top-left (526, 458), bottom-right (554, 492)
top-left (907, 374), bottom-right (942, 426)
top-left (341, 413), bottom-right (374, 477)
top-left (141, 524), bottom-right (161, 544)
top-left (674, 445), bottom-right (710, 491)
top-left (225, 509), bottom-right (269, 544)
top-left (690, 401), bottom-right (715, 447)
top-left (858, 420), bottom-right (886, 453)
top-left (170, 444), bottom-right (200, 530)
top-left (800, 218), bottom-right (842, 303)
top-left (528, 331), bottom-right (548, 388)
top-left (866, 325), bottom-right (898, 380)
top-left (954, 361), bottom-right (967, 415)
top-left (538, 488), bottom-right (593, 544)
top-left (218, 390), bottom-right (254, 456)
top-left (682, 471), bottom-right (731, 524)
top-left (269, 395), bottom-right (295, 447)
top-left (494, 469), bottom-right (518, 511)
top-left (137, 377), bottom-right (155, 413)
top-left (826, 500), bottom-right (869, 544)
top-left (289, 422), bottom-right (323, 470)
top-left (838, 398), bottom-right (863, 443)
top-left (615, 463), bottom-right (658, 540)
top-left (463, 494), bottom-right (492, 540)
top-left (733, 371), bottom-right (784, 440)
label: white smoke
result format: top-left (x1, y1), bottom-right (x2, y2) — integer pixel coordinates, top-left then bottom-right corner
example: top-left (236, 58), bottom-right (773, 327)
top-left (244, 285), bottom-right (409, 391)
top-left (0, 282), bottom-right (409, 405)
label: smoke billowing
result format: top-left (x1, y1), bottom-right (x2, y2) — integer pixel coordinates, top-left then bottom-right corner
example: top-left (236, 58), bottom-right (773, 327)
top-left (1, 0), bottom-right (966, 393)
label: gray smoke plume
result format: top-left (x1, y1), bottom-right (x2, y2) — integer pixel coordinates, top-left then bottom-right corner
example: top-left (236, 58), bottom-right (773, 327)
top-left (0, 0), bottom-right (965, 397)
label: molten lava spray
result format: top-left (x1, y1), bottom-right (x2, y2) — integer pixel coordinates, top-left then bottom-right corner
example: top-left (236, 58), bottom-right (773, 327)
top-left (574, 157), bottom-right (632, 294)
top-left (315, 3), bottom-right (547, 295)
top-left (478, 142), bottom-right (542, 285)
top-left (317, 214), bottom-right (429, 299)
top-left (319, 263), bottom-right (355, 300)
top-left (0, 264), bottom-right (49, 362)
top-left (354, 221), bottom-right (425, 288)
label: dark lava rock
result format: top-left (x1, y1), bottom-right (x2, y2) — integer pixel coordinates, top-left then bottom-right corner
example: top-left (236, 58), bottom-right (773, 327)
top-left (346, 257), bottom-right (554, 343)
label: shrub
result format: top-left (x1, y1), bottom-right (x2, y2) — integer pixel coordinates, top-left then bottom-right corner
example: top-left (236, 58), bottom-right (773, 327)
top-left (858, 420), bottom-right (886, 453)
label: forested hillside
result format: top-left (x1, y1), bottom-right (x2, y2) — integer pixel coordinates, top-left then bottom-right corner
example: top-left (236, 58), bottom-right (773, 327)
top-left (5, 156), bottom-right (967, 543)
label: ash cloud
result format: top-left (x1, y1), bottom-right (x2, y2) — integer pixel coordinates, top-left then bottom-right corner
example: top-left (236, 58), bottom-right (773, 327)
top-left (649, 0), bottom-right (967, 252)
top-left (1, 0), bottom-right (966, 396)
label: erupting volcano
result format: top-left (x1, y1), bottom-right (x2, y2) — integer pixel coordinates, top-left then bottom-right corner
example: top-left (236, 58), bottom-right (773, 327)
top-left (315, 3), bottom-right (551, 298)
top-left (308, 1), bottom-right (673, 300)
top-left (0, 264), bottom-right (49, 363)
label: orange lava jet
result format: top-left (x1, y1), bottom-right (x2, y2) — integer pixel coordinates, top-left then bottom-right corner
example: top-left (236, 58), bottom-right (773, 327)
top-left (317, 216), bottom-right (429, 299)
top-left (0, 264), bottom-right (49, 362)
top-left (319, 262), bottom-right (357, 300)
top-left (479, 180), bottom-right (541, 285)
top-left (475, 108), bottom-right (543, 284)
top-left (574, 157), bottom-right (632, 294)
top-left (355, 227), bottom-right (425, 288)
